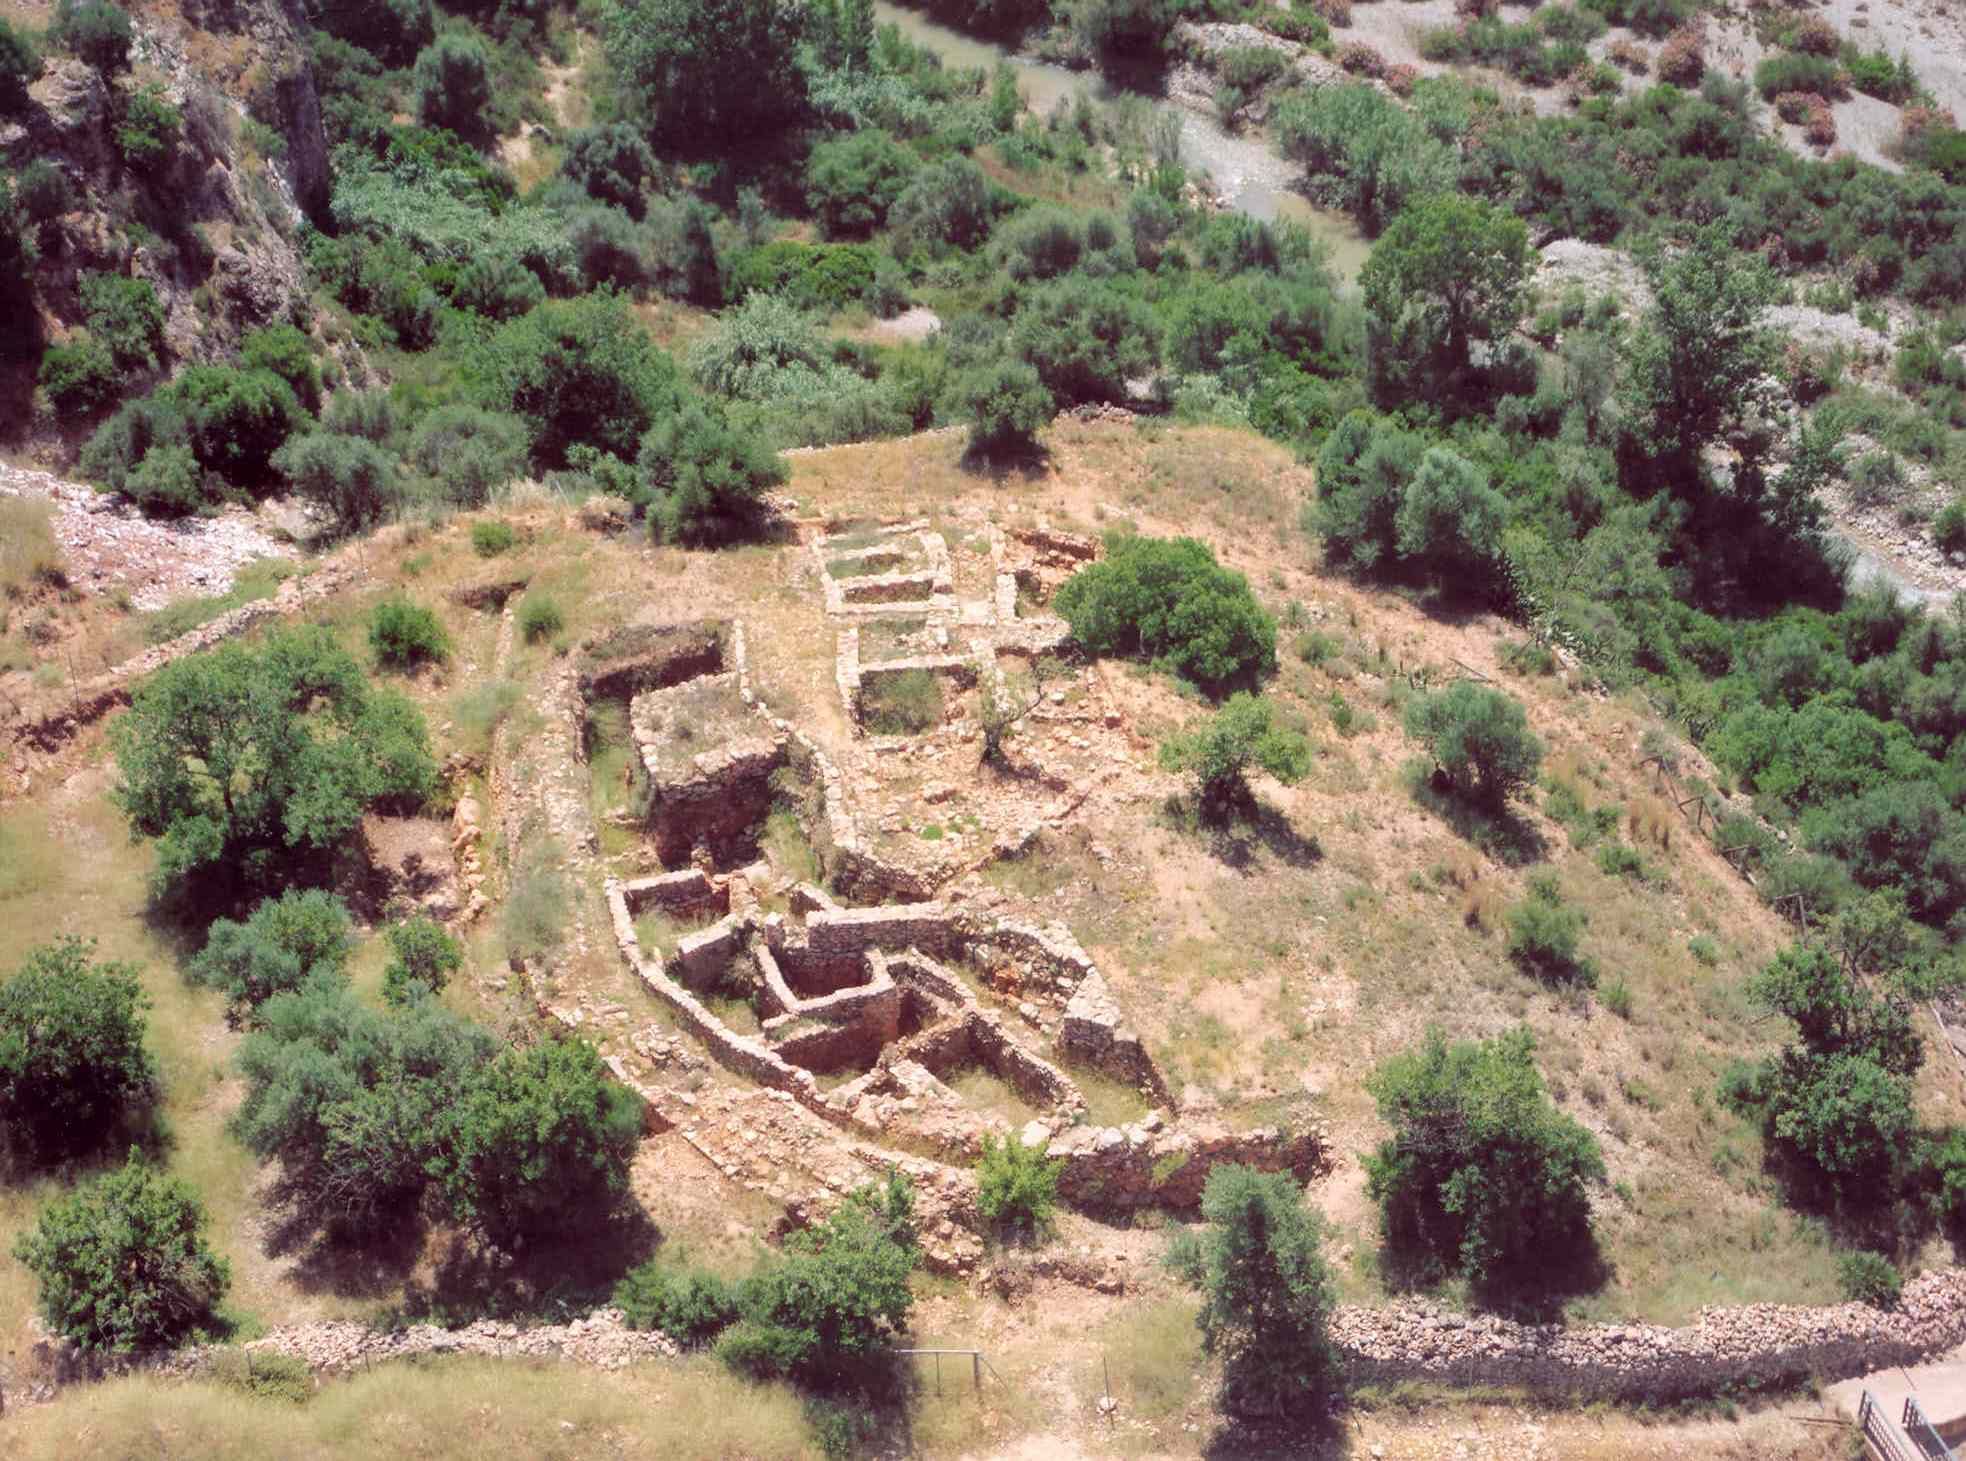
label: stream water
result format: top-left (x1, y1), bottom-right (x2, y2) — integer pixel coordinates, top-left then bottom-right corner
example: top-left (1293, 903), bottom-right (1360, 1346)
top-left (870, 1), bottom-right (1371, 282)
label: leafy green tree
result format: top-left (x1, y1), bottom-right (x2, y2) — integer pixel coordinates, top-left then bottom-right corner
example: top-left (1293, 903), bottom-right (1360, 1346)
top-left (1273, 83), bottom-right (1455, 231)
top-left (1167, 1166), bottom-right (1338, 1419)
top-left (412, 32), bottom-right (493, 139)
top-left (1616, 223), bottom-right (1781, 490)
top-left (559, 123), bottom-right (660, 218)
top-left (241, 324), bottom-right (323, 412)
top-left (1159, 692), bottom-right (1312, 815)
top-left (954, 353), bottom-right (1053, 459)
top-left (888, 154), bottom-right (997, 256)
top-left (270, 432), bottom-right (399, 531)
top-left (1403, 682), bottom-right (1543, 811)
top-left (604, 0), bottom-right (807, 153)
top-left (13, 1152), bottom-right (229, 1352)
top-left (1360, 194), bottom-right (1530, 402)
top-left (188, 889), bottom-right (356, 1025)
top-left (804, 129), bottom-right (918, 238)
top-left (79, 272), bottom-right (165, 371)
top-left (1364, 1027), bottom-right (1604, 1293)
top-left (381, 916), bottom-right (462, 1005)
top-left (716, 1174), bottom-right (917, 1382)
top-left (171, 365), bottom-right (307, 491)
top-left (638, 399), bottom-right (787, 545)
top-left (477, 291), bottom-right (683, 470)
top-left (1310, 409), bottom-right (1425, 573)
top-left (233, 980), bottom-right (494, 1234)
top-left (110, 627), bottom-right (438, 894)
top-left (438, 1037), bottom-right (645, 1248)
top-left (54, 0), bottom-right (132, 76)
top-left (976, 1131), bottom-right (1062, 1240)
top-left (1010, 276), bottom-right (1160, 407)
top-left (1056, 534), bottom-right (1277, 694)
top-left (0, 938), bottom-right (156, 1167)
top-left (1393, 446), bottom-right (1507, 583)
top-left (0, 19), bottom-right (41, 114)
top-left (1805, 781), bottom-right (1966, 928)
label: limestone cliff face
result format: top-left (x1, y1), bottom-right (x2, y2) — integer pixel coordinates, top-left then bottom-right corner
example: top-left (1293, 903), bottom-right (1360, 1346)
top-left (0, 0), bottom-right (331, 382)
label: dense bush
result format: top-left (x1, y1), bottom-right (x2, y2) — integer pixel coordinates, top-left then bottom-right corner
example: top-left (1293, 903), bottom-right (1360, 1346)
top-left (975, 1131), bottom-right (1062, 1240)
top-left (53, 0), bottom-right (132, 76)
top-left (888, 154), bottom-right (998, 256)
top-left (477, 292), bottom-right (683, 469)
top-left (411, 32), bottom-right (493, 139)
top-left (1361, 194), bottom-right (1530, 403)
top-left (1010, 276), bottom-right (1160, 407)
top-left (1392, 446), bottom-right (1507, 582)
top-left (111, 626), bottom-right (438, 893)
top-left (0, 20), bottom-right (40, 114)
top-left (1056, 534), bottom-right (1277, 694)
top-left (13, 1152), bottom-right (229, 1352)
top-left (559, 124), bottom-right (660, 217)
top-left (1839, 1250), bottom-right (1903, 1307)
top-left (313, 0), bottom-right (433, 65)
top-left (369, 598), bottom-right (448, 669)
top-left (1403, 682), bottom-right (1544, 810)
top-left (380, 915), bottom-right (462, 1005)
top-left (637, 399), bottom-right (787, 545)
top-left (270, 432), bottom-right (398, 530)
top-left (804, 129), bottom-right (918, 238)
top-left (518, 591), bottom-right (564, 644)
top-left (173, 365), bottom-right (307, 491)
top-left (1365, 1028), bottom-right (1604, 1294)
top-left (953, 353), bottom-right (1053, 459)
top-left (1505, 874), bottom-right (1594, 985)
top-left (1273, 83), bottom-right (1455, 230)
top-left (1754, 51), bottom-right (1843, 101)
top-left (188, 889), bottom-right (355, 1024)
top-left (408, 405), bottom-right (528, 507)
top-left (1167, 1166), bottom-right (1337, 1419)
top-left (114, 84), bottom-right (182, 169)
top-left (38, 338), bottom-right (119, 414)
top-left (1159, 691), bottom-right (1313, 814)
top-left (605, 0), bottom-right (807, 152)
top-left (0, 938), bottom-right (156, 1167)
top-left (241, 324), bottom-right (322, 412)
top-left (79, 272), bottom-right (166, 372)
top-left (438, 1037), bottom-right (644, 1248)
top-left (729, 240), bottom-right (881, 312)
top-left (234, 979), bottom-right (494, 1234)
top-left (614, 1258), bottom-right (740, 1345)
top-left (716, 1173), bottom-right (917, 1383)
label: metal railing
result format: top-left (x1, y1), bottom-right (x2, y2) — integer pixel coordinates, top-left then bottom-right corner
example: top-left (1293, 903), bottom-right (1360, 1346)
top-left (1863, 1389), bottom-right (1922, 1461)
top-left (1902, 1396), bottom-right (1957, 1460)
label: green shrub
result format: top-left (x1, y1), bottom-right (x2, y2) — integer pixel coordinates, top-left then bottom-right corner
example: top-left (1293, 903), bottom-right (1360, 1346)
top-left (1600, 975), bottom-right (1633, 1019)
top-left (1166, 1166), bottom-right (1337, 1419)
top-left (728, 241), bottom-right (882, 312)
top-left (1505, 874), bottom-right (1593, 986)
top-left (954, 354), bottom-right (1054, 459)
top-left (0, 937), bottom-right (157, 1166)
top-left (518, 592), bottom-right (563, 644)
top-left (805, 129), bottom-right (918, 239)
top-left (13, 1152), bottom-right (229, 1352)
top-left (1844, 50), bottom-right (1914, 104)
top-left (437, 1037), bottom-right (644, 1249)
top-left (471, 519), bottom-right (517, 556)
top-left (1403, 682), bottom-right (1544, 811)
top-left (38, 337), bottom-right (119, 413)
top-left (79, 272), bottom-right (165, 371)
top-left (638, 400), bottom-right (786, 546)
top-left (1754, 52), bottom-right (1842, 100)
top-left (1838, 1250), bottom-right (1902, 1307)
top-left (1934, 499), bottom-right (1966, 554)
top-left (15, 159), bottom-right (71, 223)
top-left (1056, 534), bottom-right (1277, 695)
top-left (411, 32), bottom-right (492, 138)
top-left (188, 889), bottom-right (355, 1024)
top-left (115, 83), bottom-right (182, 168)
top-left (369, 598), bottom-right (448, 669)
top-left (125, 443), bottom-right (204, 515)
top-left (0, 20), bottom-right (40, 113)
top-left (888, 154), bottom-right (998, 256)
top-left (380, 915), bottom-right (461, 1005)
top-left (716, 1173), bottom-right (917, 1384)
top-left (408, 406), bottom-right (527, 508)
top-left (172, 365), bottom-right (306, 491)
top-left (976, 1131), bottom-right (1062, 1240)
top-left (54, 0), bottom-right (133, 75)
top-left (1159, 691), bottom-right (1313, 815)
top-left (270, 432), bottom-right (398, 530)
top-left (614, 1258), bottom-right (740, 1345)
top-left (476, 292), bottom-right (683, 470)
top-left (241, 324), bottom-right (322, 411)
top-left (1688, 934), bottom-right (1720, 966)
top-left (559, 123), bottom-right (659, 217)
top-left (1365, 1027), bottom-right (1604, 1293)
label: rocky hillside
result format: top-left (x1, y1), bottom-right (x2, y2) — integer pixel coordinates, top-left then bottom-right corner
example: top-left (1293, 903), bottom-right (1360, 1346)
top-left (1, 0), bottom-right (329, 438)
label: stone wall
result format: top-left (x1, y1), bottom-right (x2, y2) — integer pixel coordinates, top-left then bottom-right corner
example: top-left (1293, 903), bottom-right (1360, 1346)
top-left (1048, 1116), bottom-right (1330, 1212)
top-left (1329, 1267), bottom-right (1966, 1402)
top-left (1058, 968), bottom-right (1172, 1106)
top-left (808, 903), bottom-right (956, 959)
top-left (577, 621), bottom-right (726, 703)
